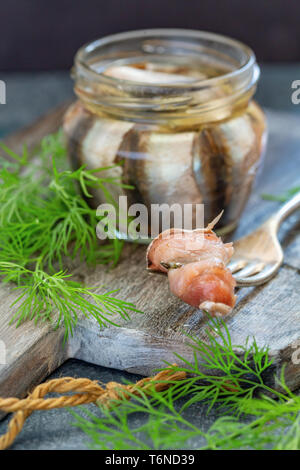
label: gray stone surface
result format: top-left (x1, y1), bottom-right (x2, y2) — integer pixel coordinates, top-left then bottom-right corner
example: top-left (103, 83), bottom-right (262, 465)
top-left (0, 65), bottom-right (299, 450)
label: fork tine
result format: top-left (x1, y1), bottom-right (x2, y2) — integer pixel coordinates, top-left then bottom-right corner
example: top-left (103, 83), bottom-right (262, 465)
top-left (234, 261), bottom-right (265, 279)
top-left (227, 259), bottom-right (248, 273)
top-left (235, 263), bottom-right (279, 286)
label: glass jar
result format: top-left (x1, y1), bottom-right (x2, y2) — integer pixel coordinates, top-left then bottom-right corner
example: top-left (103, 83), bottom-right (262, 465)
top-left (63, 29), bottom-right (267, 238)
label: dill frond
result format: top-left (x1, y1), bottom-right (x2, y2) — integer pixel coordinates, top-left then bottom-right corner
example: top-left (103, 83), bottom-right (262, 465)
top-left (71, 318), bottom-right (300, 450)
top-left (163, 317), bottom-right (277, 413)
top-left (0, 262), bottom-right (140, 342)
top-left (262, 185), bottom-right (300, 202)
top-left (0, 131), bottom-right (138, 339)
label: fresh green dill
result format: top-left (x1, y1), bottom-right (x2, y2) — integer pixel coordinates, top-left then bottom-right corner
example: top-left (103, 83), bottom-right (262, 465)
top-left (0, 262), bottom-right (139, 342)
top-left (0, 131), bottom-right (138, 338)
top-left (71, 317), bottom-right (300, 450)
top-left (0, 132), bottom-right (128, 269)
top-left (163, 317), bottom-right (280, 412)
top-left (262, 185), bottom-right (300, 202)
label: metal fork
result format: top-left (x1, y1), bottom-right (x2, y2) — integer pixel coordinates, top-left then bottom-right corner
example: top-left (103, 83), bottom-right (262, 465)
top-left (229, 191), bottom-right (300, 287)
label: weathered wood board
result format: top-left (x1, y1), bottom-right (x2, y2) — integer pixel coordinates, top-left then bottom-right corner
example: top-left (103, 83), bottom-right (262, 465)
top-left (0, 105), bottom-right (300, 419)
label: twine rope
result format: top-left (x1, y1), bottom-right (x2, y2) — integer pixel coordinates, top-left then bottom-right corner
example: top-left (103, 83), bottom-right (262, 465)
top-left (0, 366), bottom-right (186, 450)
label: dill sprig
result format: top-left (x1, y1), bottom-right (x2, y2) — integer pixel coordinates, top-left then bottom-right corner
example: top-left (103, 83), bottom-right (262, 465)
top-left (262, 185), bottom-right (300, 202)
top-left (0, 132), bottom-right (127, 269)
top-left (0, 262), bottom-right (139, 342)
top-left (71, 318), bottom-right (300, 450)
top-left (0, 131), bottom-right (138, 338)
top-left (164, 318), bottom-right (279, 413)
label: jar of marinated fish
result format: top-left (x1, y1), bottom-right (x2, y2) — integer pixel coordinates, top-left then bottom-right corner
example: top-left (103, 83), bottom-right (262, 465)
top-left (63, 29), bottom-right (267, 238)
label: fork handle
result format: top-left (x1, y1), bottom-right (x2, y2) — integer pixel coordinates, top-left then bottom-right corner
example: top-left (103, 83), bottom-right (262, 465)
top-left (271, 190), bottom-right (300, 231)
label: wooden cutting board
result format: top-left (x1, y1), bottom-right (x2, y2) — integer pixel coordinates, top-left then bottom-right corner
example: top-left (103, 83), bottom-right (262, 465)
top-left (0, 104), bottom-right (300, 416)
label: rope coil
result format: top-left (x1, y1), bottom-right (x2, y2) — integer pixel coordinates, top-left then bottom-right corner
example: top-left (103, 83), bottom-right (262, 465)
top-left (0, 366), bottom-right (186, 450)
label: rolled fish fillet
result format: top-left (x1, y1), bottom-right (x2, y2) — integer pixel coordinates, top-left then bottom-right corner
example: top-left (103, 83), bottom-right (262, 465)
top-left (104, 64), bottom-right (226, 106)
top-left (168, 262), bottom-right (236, 316)
top-left (104, 65), bottom-right (199, 84)
top-left (146, 214), bottom-right (236, 316)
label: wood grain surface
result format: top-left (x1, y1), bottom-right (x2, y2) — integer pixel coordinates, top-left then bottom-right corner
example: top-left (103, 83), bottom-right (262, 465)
top-left (0, 105), bottom-right (300, 420)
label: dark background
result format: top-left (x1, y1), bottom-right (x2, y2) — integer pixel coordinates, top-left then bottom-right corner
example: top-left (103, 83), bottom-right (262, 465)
top-left (1, 0), bottom-right (300, 71)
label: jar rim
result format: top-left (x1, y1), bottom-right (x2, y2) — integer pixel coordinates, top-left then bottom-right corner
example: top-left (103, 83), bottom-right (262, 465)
top-left (73, 29), bottom-right (259, 123)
